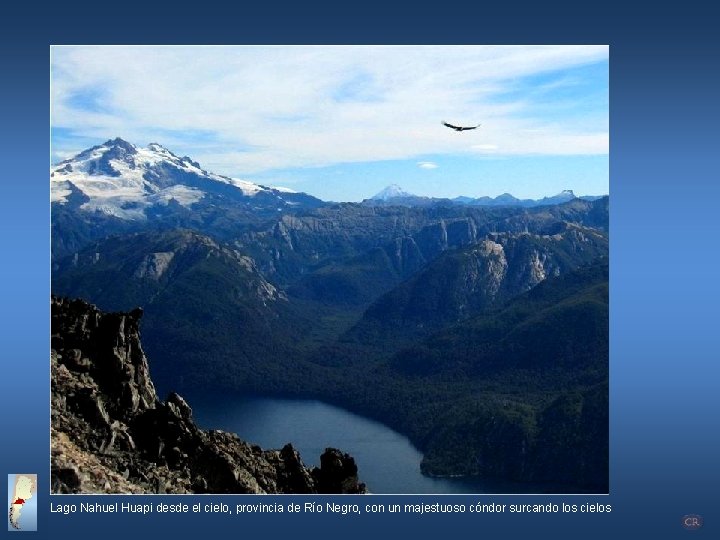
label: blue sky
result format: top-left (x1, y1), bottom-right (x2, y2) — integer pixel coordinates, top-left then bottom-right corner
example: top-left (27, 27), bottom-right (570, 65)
top-left (51, 46), bottom-right (608, 201)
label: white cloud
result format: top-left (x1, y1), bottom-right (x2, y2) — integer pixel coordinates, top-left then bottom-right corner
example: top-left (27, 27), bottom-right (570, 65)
top-left (51, 45), bottom-right (608, 175)
top-left (470, 144), bottom-right (499, 152)
top-left (417, 161), bottom-right (438, 169)
top-left (51, 149), bottom-right (81, 162)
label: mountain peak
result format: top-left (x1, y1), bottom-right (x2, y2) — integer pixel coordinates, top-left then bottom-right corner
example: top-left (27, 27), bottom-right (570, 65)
top-left (146, 142), bottom-right (183, 158)
top-left (103, 137), bottom-right (137, 152)
top-left (544, 190), bottom-right (576, 202)
top-left (51, 138), bottom-right (323, 221)
top-left (371, 184), bottom-right (414, 200)
top-left (147, 142), bottom-right (170, 152)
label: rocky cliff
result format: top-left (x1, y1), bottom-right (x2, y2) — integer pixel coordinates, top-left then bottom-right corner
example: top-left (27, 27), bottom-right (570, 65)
top-left (347, 225), bottom-right (608, 344)
top-left (51, 296), bottom-right (366, 494)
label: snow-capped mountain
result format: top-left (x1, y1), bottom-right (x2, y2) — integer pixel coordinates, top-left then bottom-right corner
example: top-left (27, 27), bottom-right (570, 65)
top-left (365, 184), bottom-right (440, 207)
top-left (50, 138), bottom-right (325, 261)
top-left (51, 138), bottom-right (318, 220)
top-left (370, 184), bottom-right (415, 201)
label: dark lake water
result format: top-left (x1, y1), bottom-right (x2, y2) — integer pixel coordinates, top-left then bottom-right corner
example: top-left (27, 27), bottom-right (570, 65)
top-left (187, 394), bottom-right (562, 494)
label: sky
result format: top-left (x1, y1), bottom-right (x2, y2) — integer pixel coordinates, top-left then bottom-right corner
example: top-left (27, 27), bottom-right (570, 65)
top-left (51, 45), bottom-right (609, 202)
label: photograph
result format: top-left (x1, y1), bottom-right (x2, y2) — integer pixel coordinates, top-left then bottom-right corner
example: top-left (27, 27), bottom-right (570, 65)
top-left (50, 45), bottom-right (609, 495)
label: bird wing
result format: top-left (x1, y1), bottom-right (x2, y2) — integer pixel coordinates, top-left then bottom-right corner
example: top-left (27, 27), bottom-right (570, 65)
top-left (442, 121), bottom-right (460, 129)
top-left (460, 124), bottom-right (481, 131)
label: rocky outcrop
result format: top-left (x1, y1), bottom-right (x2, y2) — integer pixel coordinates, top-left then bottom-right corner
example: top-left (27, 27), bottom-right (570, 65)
top-left (51, 296), bottom-right (366, 494)
top-left (347, 226), bottom-right (608, 343)
top-left (312, 448), bottom-right (364, 494)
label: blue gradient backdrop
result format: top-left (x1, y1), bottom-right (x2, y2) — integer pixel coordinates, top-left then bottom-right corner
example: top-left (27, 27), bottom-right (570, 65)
top-left (1, 2), bottom-right (718, 539)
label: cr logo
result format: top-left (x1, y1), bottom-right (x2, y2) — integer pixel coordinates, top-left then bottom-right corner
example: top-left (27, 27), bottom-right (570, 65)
top-left (682, 514), bottom-right (703, 530)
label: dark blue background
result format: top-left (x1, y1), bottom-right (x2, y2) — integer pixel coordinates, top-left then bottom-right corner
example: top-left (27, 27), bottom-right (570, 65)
top-left (1, 2), bottom-right (718, 538)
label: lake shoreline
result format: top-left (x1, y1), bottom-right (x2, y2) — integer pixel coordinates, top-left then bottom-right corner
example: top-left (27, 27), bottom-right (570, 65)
top-left (179, 391), bottom-right (587, 495)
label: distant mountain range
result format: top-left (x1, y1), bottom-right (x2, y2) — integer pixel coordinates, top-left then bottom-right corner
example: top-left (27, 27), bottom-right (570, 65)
top-left (367, 185), bottom-right (606, 208)
top-left (51, 139), bottom-right (605, 263)
top-left (51, 138), bottom-right (604, 218)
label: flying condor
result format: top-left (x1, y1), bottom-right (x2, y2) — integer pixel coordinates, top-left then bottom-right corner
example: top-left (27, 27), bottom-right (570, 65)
top-left (442, 121), bottom-right (481, 132)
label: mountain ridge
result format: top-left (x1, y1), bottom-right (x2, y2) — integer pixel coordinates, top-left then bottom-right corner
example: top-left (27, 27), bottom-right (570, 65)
top-left (387, 262), bottom-right (609, 487)
top-left (364, 184), bottom-right (606, 208)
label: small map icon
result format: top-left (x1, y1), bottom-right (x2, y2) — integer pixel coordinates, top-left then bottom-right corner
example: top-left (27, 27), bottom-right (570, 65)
top-left (7, 474), bottom-right (37, 532)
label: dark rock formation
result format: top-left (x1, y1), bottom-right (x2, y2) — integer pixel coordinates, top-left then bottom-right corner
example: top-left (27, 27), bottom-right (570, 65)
top-left (51, 296), bottom-right (366, 494)
top-left (312, 448), bottom-right (365, 494)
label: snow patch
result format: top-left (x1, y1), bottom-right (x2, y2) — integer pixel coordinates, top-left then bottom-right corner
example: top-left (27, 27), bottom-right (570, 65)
top-left (149, 185), bottom-right (204, 206)
top-left (225, 177), bottom-right (265, 196)
top-left (51, 180), bottom-right (73, 203)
